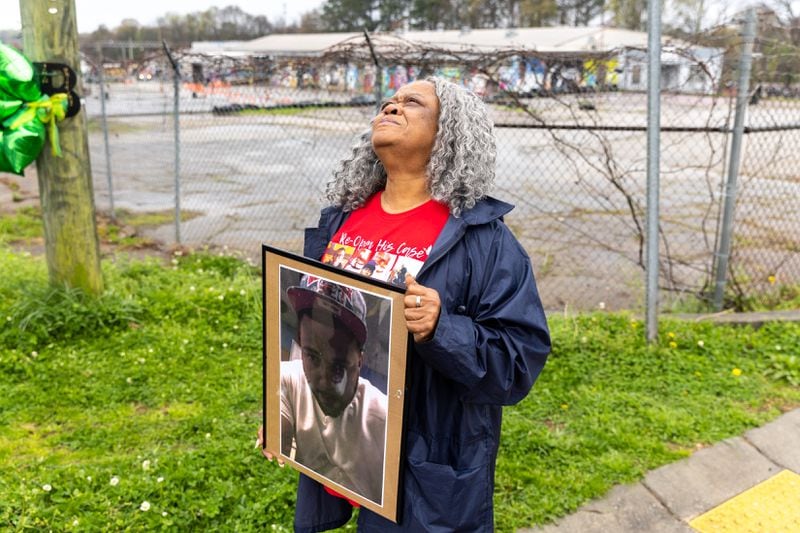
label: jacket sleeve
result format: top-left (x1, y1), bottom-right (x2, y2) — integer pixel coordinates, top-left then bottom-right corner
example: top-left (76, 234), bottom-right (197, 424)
top-left (414, 223), bottom-right (550, 405)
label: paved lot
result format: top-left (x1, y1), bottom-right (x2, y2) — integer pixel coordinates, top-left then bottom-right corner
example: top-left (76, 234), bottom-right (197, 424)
top-left (11, 82), bottom-right (799, 310)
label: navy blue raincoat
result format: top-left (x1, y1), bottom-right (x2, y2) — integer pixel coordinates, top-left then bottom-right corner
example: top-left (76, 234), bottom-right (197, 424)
top-left (296, 196), bottom-right (551, 532)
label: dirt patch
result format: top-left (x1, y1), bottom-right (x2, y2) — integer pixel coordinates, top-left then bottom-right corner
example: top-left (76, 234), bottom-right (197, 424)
top-left (1, 175), bottom-right (194, 264)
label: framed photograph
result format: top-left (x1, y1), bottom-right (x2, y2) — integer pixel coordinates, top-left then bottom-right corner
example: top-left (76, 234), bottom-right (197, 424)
top-left (262, 244), bottom-right (409, 522)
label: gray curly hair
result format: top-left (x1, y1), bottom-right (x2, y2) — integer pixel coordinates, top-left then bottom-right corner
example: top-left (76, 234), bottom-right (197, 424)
top-left (324, 77), bottom-right (496, 217)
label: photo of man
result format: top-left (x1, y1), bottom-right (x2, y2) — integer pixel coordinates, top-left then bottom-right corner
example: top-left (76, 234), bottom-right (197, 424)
top-left (346, 247), bottom-right (372, 273)
top-left (331, 246), bottom-right (350, 268)
top-left (280, 274), bottom-right (388, 504)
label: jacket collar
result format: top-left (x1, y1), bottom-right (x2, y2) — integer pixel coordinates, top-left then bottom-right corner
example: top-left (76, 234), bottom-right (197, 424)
top-left (417, 196), bottom-right (514, 280)
top-left (458, 196), bottom-right (514, 226)
top-left (304, 206), bottom-right (350, 259)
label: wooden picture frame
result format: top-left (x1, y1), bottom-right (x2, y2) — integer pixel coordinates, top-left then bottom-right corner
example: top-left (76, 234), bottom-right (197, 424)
top-left (262, 245), bottom-right (408, 522)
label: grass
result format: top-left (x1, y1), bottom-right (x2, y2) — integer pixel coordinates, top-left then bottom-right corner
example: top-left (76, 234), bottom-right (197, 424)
top-left (495, 315), bottom-right (800, 527)
top-left (86, 119), bottom-right (151, 136)
top-left (0, 206), bottom-right (42, 245)
top-left (110, 209), bottom-right (202, 228)
top-left (0, 247), bottom-right (295, 531)
top-left (1, 210), bottom-right (799, 530)
top-left (214, 105), bottom-right (337, 118)
top-left (0, 207), bottom-right (201, 251)
top-left (238, 107), bottom-right (309, 116)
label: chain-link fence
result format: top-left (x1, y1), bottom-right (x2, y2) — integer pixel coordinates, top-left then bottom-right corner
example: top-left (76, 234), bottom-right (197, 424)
top-left (80, 17), bottom-right (800, 313)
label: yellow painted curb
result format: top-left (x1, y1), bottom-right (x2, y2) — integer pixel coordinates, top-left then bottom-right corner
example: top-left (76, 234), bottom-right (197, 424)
top-left (689, 470), bottom-right (800, 532)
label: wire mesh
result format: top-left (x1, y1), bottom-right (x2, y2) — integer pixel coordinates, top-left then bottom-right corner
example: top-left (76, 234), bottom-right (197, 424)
top-left (80, 20), bottom-right (800, 312)
top-left (730, 25), bottom-right (800, 310)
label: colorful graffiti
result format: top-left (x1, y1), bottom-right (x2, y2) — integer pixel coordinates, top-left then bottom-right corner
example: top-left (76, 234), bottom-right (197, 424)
top-left (191, 53), bottom-right (633, 100)
top-left (582, 58), bottom-right (620, 89)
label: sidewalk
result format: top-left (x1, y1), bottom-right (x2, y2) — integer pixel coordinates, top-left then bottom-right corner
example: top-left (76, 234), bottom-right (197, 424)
top-left (521, 408), bottom-right (800, 532)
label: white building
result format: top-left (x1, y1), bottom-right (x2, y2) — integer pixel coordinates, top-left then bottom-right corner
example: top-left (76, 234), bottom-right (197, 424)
top-left (190, 27), bottom-right (724, 95)
top-left (617, 45), bottom-right (723, 94)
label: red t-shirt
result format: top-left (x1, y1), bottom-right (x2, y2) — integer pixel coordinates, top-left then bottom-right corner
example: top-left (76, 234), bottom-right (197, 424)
top-left (319, 191), bottom-right (448, 506)
top-left (321, 192), bottom-right (450, 287)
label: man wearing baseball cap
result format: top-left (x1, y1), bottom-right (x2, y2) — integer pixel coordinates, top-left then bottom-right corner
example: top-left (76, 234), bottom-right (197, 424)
top-left (280, 275), bottom-right (387, 505)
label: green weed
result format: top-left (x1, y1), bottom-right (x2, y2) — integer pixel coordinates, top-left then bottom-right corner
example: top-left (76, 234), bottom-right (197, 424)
top-left (765, 353), bottom-right (800, 386)
top-left (2, 282), bottom-right (144, 352)
top-left (113, 209), bottom-right (202, 227)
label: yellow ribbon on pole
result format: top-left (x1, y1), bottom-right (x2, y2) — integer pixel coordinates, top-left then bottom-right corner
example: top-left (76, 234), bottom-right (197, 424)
top-left (7, 93), bottom-right (69, 156)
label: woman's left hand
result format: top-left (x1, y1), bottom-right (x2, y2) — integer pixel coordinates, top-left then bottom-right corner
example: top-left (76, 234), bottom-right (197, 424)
top-left (404, 274), bottom-right (441, 343)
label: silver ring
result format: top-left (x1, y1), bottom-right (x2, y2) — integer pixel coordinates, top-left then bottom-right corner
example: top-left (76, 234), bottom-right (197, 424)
top-left (415, 295), bottom-right (422, 308)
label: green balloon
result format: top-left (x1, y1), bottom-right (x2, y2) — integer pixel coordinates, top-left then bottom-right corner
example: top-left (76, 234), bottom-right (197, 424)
top-left (0, 130), bottom-right (21, 175)
top-left (0, 43), bottom-right (41, 102)
top-left (2, 109), bottom-right (45, 174)
top-left (0, 98), bottom-right (23, 121)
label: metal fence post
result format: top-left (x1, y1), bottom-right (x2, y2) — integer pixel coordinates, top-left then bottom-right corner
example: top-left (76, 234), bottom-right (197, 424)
top-left (713, 7), bottom-right (757, 310)
top-left (163, 41), bottom-right (182, 244)
top-left (645, 0), bottom-right (662, 342)
top-left (96, 44), bottom-right (115, 219)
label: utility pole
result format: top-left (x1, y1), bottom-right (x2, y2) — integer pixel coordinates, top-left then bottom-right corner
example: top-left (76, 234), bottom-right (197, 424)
top-left (20, 0), bottom-right (103, 294)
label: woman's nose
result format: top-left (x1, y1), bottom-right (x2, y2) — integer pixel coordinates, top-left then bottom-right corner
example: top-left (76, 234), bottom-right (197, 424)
top-left (383, 102), bottom-right (399, 114)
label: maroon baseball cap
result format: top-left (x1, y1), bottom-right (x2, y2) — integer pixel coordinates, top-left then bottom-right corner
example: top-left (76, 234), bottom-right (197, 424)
top-left (287, 275), bottom-right (367, 346)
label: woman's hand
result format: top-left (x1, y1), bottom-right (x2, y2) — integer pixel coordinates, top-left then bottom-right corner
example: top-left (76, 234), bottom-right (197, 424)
top-left (257, 425), bottom-right (284, 466)
top-left (404, 274), bottom-right (441, 343)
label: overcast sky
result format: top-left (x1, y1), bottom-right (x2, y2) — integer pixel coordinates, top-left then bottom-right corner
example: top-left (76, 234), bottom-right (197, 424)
top-left (4, 1), bottom-right (800, 33)
top-left (5, 0), bottom-right (326, 32)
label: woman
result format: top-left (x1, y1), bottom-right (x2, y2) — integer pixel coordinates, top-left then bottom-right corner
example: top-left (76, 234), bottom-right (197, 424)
top-left (262, 77), bottom-right (550, 531)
